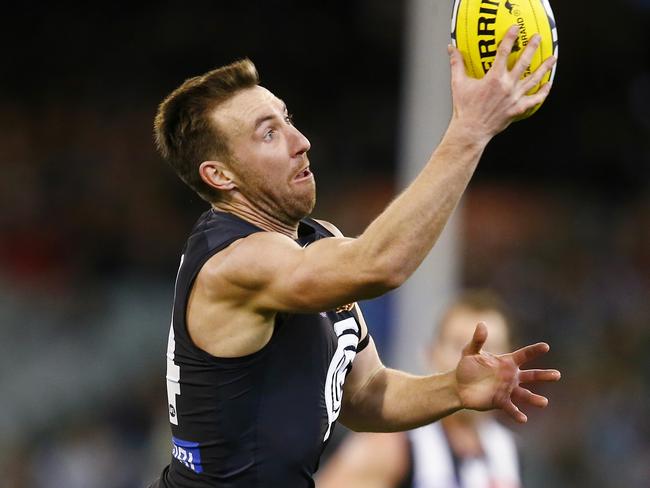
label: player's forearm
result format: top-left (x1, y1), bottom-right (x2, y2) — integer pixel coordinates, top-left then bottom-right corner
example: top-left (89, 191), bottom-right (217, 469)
top-left (341, 367), bottom-right (462, 432)
top-left (354, 122), bottom-right (487, 288)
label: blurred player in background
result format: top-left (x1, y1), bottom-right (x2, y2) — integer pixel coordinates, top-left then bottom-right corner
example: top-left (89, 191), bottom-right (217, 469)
top-left (316, 290), bottom-right (522, 488)
top-left (148, 27), bottom-right (558, 488)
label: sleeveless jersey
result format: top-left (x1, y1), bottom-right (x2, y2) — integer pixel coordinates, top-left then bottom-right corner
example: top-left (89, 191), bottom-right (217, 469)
top-left (155, 209), bottom-right (364, 488)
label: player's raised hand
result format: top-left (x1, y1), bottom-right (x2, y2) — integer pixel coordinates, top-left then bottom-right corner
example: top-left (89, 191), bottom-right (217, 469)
top-left (454, 322), bottom-right (561, 423)
top-left (448, 25), bottom-right (557, 140)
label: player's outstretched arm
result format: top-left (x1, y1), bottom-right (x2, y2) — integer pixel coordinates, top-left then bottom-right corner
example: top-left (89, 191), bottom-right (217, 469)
top-left (204, 28), bottom-right (556, 314)
top-left (339, 322), bottom-right (560, 432)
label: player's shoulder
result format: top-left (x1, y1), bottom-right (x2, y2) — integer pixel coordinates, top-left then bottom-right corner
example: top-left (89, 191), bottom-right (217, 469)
top-left (198, 231), bottom-right (301, 288)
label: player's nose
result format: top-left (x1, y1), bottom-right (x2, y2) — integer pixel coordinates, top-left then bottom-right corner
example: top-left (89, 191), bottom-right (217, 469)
top-left (289, 125), bottom-right (311, 156)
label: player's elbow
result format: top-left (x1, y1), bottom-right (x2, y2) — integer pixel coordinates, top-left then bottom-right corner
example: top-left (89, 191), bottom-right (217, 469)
top-left (339, 237), bottom-right (410, 293)
top-left (357, 244), bottom-right (410, 292)
top-left (372, 260), bottom-right (409, 291)
top-left (357, 268), bottom-right (405, 296)
top-left (386, 267), bottom-right (409, 290)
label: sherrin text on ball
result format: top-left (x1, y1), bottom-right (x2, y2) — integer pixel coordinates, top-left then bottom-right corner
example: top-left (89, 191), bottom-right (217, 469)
top-left (451, 0), bottom-right (558, 119)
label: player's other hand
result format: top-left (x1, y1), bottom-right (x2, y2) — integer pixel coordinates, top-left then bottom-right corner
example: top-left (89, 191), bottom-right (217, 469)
top-left (454, 322), bottom-right (561, 423)
top-left (448, 25), bottom-right (556, 142)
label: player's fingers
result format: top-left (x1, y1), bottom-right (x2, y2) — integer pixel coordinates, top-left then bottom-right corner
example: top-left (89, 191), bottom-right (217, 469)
top-left (518, 82), bottom-right (552, 111)
top-left (492, 25), bottom-right (520, 73)
top-left (462, 322), bottom-right (488, 356)
top-left (512, 386), bottom-right (548, 408)
top-left (448, 44), bottom-right (468, 82)
top-left (511, 34), bottom-right (541, 80)
top-left (510, 342), bottom-right (550, 366)
top-left (519, 369), bottom-right (561, 384)
top-left (518, 55), bottom-right (557, 94)
top-left (502, 399), bottom-right (528, 423)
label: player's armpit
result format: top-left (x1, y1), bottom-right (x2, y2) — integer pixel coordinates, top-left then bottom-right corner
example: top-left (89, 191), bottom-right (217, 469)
top-left (200, 229), bottom-right (399, 314)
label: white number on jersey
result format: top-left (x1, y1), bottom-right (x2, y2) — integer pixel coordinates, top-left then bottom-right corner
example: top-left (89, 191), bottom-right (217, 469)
top-left (166, 255), bottom-right (184, 425)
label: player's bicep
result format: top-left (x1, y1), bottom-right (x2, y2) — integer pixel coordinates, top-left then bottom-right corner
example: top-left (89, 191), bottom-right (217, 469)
top-left (257, 219), bottom-right (389, 311)
top-left (208, 231), bottom-right (382, 313)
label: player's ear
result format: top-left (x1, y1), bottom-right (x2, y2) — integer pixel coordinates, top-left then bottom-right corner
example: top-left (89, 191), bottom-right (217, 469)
top-left (199, 160), bottom-right (238, 191)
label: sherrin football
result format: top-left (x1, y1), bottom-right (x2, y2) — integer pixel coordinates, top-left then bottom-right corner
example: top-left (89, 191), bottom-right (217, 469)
top-left (451, 0), bottom-right (559, 119)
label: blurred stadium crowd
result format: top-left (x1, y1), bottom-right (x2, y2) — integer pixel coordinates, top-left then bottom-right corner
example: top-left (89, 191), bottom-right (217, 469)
top-left (1, 1), bottom-right (649, 487)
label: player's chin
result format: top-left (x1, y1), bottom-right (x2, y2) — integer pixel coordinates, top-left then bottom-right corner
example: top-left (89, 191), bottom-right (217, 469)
top-left (291, 191), bottom-right (316, 220)
top-left (294, 177), bottom-right (316, 199)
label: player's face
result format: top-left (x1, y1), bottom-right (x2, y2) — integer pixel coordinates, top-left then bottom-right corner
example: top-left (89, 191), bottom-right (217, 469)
top-left (212, 86), bottom-right (315, 224)
top-left (430, 307), bottom-right (510, 372)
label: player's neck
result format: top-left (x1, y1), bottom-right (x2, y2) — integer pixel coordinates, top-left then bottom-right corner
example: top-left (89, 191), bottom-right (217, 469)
top-left (212, 200), bottom-right (299, 239)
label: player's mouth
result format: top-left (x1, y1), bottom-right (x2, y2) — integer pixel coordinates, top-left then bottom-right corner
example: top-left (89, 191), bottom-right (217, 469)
top-left (293, 167), bottom-right (313, 182)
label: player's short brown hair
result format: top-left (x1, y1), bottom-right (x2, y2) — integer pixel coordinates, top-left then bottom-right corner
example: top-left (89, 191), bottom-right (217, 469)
top-left (153, 58), bottom-right (259, 202)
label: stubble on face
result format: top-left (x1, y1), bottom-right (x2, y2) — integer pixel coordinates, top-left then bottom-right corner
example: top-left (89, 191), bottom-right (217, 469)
top-left (210, 87), bottom-right (316, 226)
top-left (229, 151), bottom-right (316, 225)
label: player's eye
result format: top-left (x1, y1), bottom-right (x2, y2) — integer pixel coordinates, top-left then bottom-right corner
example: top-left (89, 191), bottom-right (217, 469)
top-left (264, 128), bottom-right (275, 141)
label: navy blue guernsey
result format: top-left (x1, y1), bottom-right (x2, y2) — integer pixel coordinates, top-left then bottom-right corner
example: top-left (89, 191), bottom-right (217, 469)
top-left (154, 209), bottom-right (366, 488)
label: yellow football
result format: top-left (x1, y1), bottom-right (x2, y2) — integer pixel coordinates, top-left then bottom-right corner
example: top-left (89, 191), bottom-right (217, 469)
top-left (451, 0), bottom-right (559, 119)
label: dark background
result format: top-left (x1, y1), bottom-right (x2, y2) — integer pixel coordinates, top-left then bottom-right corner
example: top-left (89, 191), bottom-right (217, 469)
top-left (1, 1), bottom-right (649, 487)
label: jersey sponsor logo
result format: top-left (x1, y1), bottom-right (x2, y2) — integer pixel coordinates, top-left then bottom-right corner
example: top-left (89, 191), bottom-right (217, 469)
top-left (172, 436), bottom-right (203, 474)
top-left (323, 316), bottom-right (360, 441)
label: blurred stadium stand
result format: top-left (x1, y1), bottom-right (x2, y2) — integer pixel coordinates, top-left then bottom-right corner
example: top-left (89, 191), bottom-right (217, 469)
top-left (1, 1), bottom-right (649, 487)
